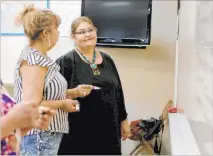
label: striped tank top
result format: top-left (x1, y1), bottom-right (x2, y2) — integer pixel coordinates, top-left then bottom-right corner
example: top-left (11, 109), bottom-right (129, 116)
top-left (14, 46), bottom-right (69, 135)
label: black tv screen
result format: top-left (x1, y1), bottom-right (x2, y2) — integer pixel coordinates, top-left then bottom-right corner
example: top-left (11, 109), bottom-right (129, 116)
top-left (81, 0), bottom-right (152, 48)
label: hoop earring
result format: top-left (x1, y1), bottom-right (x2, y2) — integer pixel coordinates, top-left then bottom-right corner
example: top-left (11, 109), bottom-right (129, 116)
top-left (45, 38), bottom-right (51, 49)
top-left (47, 38), bottom-right (51, 48)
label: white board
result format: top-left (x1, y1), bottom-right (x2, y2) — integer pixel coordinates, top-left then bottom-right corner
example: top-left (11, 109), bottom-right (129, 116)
top-left (50, 0), bottom-right (82, 37)
top-left (1, 1), bottom-right (49, 35)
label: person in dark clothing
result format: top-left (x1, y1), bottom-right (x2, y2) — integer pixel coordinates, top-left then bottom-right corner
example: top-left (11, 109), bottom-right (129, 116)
top-left (56, 16), bottom-right (131, 155)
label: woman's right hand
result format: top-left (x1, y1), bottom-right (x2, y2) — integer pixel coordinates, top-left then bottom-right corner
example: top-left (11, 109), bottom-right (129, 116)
top-left (5, 101), bottom-right (39, 130)
top-left (61, 99), bottom-right (79, 112)
top-left (20, 106), bottom-right (56, 136)
top-left (75, 84), bottom-right (93, 98)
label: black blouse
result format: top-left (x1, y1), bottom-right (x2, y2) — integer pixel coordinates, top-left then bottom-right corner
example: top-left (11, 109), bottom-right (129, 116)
top-left (56, 50), bottom-right (127, 155)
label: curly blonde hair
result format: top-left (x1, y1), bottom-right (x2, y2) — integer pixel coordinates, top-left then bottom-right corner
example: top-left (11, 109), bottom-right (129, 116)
top-left (17, 4), bottom-right (61, 40)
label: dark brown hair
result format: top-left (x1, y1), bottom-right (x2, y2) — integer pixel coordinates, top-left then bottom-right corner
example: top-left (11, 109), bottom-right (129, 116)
top-left (71, 16), bottom-right (97, 35)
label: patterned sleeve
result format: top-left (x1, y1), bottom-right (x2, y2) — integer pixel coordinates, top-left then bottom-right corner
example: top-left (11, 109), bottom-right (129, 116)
top-left (0, 81), bottom-right (15, 116)
top-left (18, 51), bottom-right (59, 89)
top-left (22, 52), bottom-right (54, 67)
top-left (0, 80), bottom-right (16, 155)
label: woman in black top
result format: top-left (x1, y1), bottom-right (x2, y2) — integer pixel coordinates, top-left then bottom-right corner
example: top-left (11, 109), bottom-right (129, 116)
top-left (56, 16), bottom-right (131, 155)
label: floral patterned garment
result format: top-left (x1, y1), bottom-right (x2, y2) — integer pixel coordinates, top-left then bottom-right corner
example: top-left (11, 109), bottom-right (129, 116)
top-left (0, 80), bottom-right (16, 155)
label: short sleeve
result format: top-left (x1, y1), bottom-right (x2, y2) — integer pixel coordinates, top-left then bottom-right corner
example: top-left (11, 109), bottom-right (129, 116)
top-left (17, 51), bottom-right (58, 89)
top-left (22, 52), bottom-right (54, 67)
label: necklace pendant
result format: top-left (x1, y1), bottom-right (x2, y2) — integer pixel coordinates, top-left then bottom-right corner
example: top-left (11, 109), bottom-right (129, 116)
top-left (90, 63), bottom-right (97, 69)
top-left (93, 69), bottom-right (100, 75)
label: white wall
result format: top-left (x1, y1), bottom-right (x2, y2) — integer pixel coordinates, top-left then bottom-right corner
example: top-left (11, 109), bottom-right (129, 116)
top-left (177, 1), bottom-right (213, 155)
top-left (1, 1), bottom-right (178, 154)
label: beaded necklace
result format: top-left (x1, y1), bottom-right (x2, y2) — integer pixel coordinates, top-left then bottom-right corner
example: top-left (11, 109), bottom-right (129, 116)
top-left (75, 48), bottom-right (100, 75)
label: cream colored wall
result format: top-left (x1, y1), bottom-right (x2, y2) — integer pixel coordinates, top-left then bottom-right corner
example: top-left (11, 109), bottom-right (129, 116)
top-left (1, 1), bottom-right (177, 154)
top-left (98, 1), bottom-right (177, 154)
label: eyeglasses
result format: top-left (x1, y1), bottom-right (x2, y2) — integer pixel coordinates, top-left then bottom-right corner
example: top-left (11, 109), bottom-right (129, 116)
top-left (75, 28), bottom-right (95, 35)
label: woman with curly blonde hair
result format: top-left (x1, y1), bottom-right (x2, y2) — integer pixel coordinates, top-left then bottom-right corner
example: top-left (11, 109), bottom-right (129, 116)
top-left (13, 5), bottom-right (80, 155)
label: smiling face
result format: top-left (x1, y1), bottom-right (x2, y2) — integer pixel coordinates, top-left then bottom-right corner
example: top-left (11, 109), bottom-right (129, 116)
top-left (71, 17), bottom-right (97, 49)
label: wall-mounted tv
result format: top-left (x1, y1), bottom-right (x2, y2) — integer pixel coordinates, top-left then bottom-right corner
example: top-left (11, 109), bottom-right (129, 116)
top-left (81, 0), bottom-right (152, 48)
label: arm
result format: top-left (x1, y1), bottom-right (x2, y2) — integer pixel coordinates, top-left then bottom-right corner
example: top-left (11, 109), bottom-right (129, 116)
top-left (1, 115), bottom-right (17, 138)
top-left (66, 88), bottom-right (79, 99)
top-left (110, 58), bottom-right (128, 122)
top-left (20, 61), bottom-right (66, 110)
top-left (56, 53), bottom-right (79, 99)
top-left (1, 101), bottom-right (40, 138)
top-left (117, 80), bottom-right (128, 123)
top-left (56, 53), bottom-right (93, 101)
top-left (104, 53), bottom-right (128, 121)
top-left (40, 99), bottom-right (78, 112)
top-left (20, 61), bottom-right (47, 104)
top-left (40, 100), bottom-right (64, 109)
top-left (108, 55), bottom-right (131, 140)
top-left (1, 104), bottom-right (57, 138)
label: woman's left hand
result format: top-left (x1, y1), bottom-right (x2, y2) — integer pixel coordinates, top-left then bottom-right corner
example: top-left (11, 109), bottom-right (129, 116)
top-left (36, 106), bottom-right (56, 129)
top-left (121, 120), bottom-right (132, 141)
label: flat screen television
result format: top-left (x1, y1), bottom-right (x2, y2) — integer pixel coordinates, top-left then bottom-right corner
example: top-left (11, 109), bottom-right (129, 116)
top-left (81, 0), bottom-right (152, 48)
